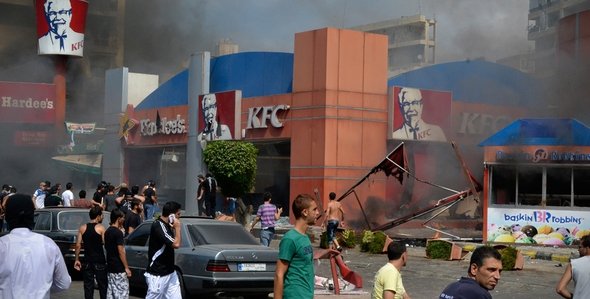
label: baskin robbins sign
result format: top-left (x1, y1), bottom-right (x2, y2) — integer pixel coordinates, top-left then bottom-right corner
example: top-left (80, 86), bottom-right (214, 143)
top-left (487, 207), bottom-right (590, 246)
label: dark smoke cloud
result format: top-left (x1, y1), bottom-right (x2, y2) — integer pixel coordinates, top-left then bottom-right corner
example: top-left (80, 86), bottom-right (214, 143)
top-left (124, 0), bottom-right (531, 80)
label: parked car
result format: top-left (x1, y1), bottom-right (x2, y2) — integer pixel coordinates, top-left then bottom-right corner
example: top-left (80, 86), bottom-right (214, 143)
top-left (32, 207), bottom-right (110, 274)
top-left (126, 216), bottom-right (278, 298)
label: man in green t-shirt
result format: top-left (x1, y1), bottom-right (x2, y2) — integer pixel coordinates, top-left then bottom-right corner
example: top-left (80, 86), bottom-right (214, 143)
top-left (372, 241), bottom-right (411, 299)
top-left (274, 194), bottom-right (319, 299)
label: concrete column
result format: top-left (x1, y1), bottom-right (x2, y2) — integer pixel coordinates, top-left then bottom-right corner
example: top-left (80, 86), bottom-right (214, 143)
top-left (185, 52), bottom-right (210, 215)
top-left (103, 68), bottom-right (129, 186)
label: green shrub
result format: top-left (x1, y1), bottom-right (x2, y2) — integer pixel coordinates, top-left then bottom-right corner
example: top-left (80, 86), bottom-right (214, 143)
top-left (360, 230), bottom-right (387, 254)
top-left (340, 229), bottom-right (357, 248)
top-left (497, 246), bottom-right (518, 270)
top-left (426, 240), bottom-right (452, 260)
top-left (320, 229), bottom-right (357, 249)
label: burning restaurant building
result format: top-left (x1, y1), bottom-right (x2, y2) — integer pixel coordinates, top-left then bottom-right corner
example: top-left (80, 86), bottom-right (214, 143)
top-left (103, 27), bottom-right (549, 238)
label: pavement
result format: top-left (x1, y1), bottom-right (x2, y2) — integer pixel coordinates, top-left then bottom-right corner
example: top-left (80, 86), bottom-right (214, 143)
top-left (255, 220), bottom-right (581, 299)
top-left (263, 220), bottom-right (581, 264)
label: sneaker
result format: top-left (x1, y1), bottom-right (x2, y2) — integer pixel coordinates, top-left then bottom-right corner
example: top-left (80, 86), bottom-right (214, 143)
top-left (337, 246), bottom-right (343, 252)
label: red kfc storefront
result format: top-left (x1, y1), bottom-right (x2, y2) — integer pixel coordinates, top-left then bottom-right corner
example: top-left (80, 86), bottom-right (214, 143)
top-left (117, 28), bottom-right (541, 235)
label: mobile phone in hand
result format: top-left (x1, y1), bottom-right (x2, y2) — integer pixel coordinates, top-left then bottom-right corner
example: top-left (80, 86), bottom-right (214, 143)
top-left (169, 214), bottom-right (175, 224)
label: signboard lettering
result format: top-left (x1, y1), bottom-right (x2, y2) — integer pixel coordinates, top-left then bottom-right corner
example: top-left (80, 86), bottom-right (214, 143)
top-left (2, 96), bottom-right (54, 109)
top-left (246, 104), bottom-right (289, 129)
top-left (458, 112), bottom-right (511, 135)
top-left (140, 114), bottom-right (186, 136)
top-left (496, 148), bottom-right (590, 163)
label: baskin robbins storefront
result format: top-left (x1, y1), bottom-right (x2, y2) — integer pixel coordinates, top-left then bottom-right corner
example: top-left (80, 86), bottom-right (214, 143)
top-left (481, 118), bottom-right (590, 246)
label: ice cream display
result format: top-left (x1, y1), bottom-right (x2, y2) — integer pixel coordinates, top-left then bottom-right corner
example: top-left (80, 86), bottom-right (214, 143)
top-left (487, 207), bottom-right (590, 246)
top-left (538, 224), bottom-right (553, 235)
top-left (521, 225), bottom-right (538, 238)
top-left (488, 222), bottom-right (584, 246)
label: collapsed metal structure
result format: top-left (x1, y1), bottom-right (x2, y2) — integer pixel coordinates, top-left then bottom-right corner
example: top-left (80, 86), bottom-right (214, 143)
top-left (337, 141), bottom-right (482, 239)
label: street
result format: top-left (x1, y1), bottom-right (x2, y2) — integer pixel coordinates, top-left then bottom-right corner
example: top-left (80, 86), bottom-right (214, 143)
top-left (314, 245), bottom-right (570, 299)
top-left (57, 242), bottom-right (573, 299)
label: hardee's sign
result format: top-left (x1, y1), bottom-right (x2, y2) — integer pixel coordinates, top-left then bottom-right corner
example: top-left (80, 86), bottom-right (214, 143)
top-left (0, 81), bottom-right (56, 124)
top-left (124, 105), bottom-right (189, 146)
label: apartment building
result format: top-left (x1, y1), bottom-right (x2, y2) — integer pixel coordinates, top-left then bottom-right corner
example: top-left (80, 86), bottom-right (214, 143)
top-left (351, 14), bottom-right (436, 77)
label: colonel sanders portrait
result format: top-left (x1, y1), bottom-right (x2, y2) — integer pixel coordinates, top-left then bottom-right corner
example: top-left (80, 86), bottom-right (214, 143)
top-left (38, 0), bottom-right (84, 56)
top-left (392, 87), bottom-right (447, 141)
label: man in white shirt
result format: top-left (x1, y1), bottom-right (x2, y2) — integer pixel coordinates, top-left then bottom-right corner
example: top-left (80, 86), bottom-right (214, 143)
top-left (0, 194), bottom-right (71, 298)
top-left (33, 181), bottom-right (49, 209)
top-left (61, 182), bottom-right (74, 207)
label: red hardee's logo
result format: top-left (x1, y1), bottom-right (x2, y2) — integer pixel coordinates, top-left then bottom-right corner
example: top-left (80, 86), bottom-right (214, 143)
top-left (532, 148), bottom-right (548, 163)
top-left (35, 0), bottom-right (88, 57)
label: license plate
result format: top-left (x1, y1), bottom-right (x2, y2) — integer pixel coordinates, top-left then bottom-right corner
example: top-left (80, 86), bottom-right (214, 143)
top-left (237, 263), bottom-right (266, 271)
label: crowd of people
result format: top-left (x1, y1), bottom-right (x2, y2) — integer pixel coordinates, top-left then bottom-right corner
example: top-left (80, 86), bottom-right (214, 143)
top-left (0, 175), bottom-right (185, 299)
top-left (3, 178), bottom-right (590, 299)
top-left (0, 179), bottom-right (161, 233)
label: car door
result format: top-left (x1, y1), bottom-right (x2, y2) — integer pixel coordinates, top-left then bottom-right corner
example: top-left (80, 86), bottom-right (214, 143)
top-left (125, 222), bottom-right (151, 288)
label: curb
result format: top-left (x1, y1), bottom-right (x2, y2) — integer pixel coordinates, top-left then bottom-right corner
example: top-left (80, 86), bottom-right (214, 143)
top-left (456, 242), bottom-right (577, 262)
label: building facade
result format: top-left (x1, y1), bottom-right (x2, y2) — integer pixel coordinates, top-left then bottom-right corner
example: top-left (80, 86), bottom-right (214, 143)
top-left (351, 14), bottom-right (436, 77)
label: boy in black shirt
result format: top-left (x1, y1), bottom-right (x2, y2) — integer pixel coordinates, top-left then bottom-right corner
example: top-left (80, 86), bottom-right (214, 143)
top-left (104, 209), bottom-right (131, 298)
top-left (145, 201), bottom-right (182, 298)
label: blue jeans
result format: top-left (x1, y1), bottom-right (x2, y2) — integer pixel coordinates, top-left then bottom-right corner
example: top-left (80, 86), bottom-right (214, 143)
top-left (144, 203), bottom-right (157, 220)
top-left (260, 227), bottom-right (275, 247)
top-left (327, 220), bottom-right (340, 244)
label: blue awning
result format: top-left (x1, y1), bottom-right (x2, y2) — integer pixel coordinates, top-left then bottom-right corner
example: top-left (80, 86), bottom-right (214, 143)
top-left (479, 118), bottom-right (590, 146)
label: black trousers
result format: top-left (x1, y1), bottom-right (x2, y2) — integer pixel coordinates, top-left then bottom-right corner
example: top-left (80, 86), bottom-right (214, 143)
top-left (205, 196), bottom-right (216, 217)
top-left (83, 262), bottom-right (107, 299)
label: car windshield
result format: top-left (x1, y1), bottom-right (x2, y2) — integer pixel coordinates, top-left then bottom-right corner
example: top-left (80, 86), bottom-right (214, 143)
top-left (187, 223), bottom-right (260, 245)
top-left (58, 210), bottom-right (110, 231)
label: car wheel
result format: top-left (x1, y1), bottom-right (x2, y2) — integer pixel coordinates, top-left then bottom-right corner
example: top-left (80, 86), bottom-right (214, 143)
top-left (175, 269), bottom-right (186, 298)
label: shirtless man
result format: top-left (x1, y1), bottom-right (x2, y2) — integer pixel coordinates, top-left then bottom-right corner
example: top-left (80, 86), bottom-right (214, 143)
top-left (324, 192), bottom-right (344, 251)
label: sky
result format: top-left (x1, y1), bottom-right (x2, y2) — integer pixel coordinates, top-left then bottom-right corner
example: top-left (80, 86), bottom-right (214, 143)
top-left (124, 0), bottom-right (533, 80)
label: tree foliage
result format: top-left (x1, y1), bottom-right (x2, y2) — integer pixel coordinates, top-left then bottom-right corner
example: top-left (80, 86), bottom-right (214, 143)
top-left (203, 140), bottom-right (258, 198)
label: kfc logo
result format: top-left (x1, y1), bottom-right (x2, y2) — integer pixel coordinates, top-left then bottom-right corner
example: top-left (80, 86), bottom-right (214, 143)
top-left (36, 0), bottom-right (88, 57)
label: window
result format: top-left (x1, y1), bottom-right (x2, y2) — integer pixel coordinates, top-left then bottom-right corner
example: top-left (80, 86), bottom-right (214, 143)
top-left (546, 168), bottom-right (571, 206)
top-left (491, 165), bottom-right (590, 207)
top-left (126, 223), bottom-right (151, 246)
top-left (188, 223), bottom-right (259, 246)
top-left (574, 169), bottom-right (590, 207)
top-left (34, 212), bottom-right (51, 231)
top-left (518, 166), bottom-right (542, 205)
top-left (58, 211), bottom-right (89, 231)
top-left (491, 165), bottom-right (516, 204)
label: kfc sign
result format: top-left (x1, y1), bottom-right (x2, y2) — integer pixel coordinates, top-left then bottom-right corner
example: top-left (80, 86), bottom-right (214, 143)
top-left (140, 114), bottom-right (187, 136)
top-left (246, 105), bottom-right (290, 129)
top-left (0, 81), bottom-right (56, 124)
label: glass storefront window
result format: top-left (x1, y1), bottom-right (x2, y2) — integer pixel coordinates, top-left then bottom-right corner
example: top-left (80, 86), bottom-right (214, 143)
top-left (491, 165), bottom-right (516, 204)
top-left (546, 168), bottom-right (572, 206)
top-left (574, 169), bottom-right (590, 207)
top-left (518, 166), bottom-right (542, 205)
top-left (490, 164), bottom-right (590, 207)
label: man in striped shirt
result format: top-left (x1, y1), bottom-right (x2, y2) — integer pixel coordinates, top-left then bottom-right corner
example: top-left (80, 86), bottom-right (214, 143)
top-left (250, 192), bottom-right (282, 246)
